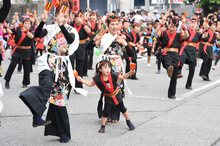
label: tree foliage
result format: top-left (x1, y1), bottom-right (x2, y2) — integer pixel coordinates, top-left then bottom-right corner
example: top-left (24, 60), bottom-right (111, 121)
top-left (185, 0), bottom-right (220, 16)
top-left (16, 0), bottom-right (33, 3)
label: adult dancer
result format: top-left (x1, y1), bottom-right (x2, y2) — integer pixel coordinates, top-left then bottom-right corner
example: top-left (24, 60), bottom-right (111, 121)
top-left (199, 21), bottom-right (220, 81)
top-left (178, 17), bottom-right (208, 89)
top-left (155, 17), bottom-right (189, 99)
top-left (2, 15), bottom-right (35, 88)
top-left (69, 10), bottom-right (91, 92)
top-left (124, 21), bottom-right (142, 80)
top-left (19, 0), bottom-right (86, 143)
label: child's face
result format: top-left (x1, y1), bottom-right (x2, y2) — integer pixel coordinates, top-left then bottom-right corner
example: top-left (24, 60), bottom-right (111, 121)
top-left (99, 64), bottom-right (111, 76)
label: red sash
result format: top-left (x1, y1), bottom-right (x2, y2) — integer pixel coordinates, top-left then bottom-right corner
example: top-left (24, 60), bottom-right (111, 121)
top-left (11, 29), bottom-right (30, 55)
top-left (100, 73), bottom-right (119, 105)
top-left (162, 30), bottom-right (176, 55)
top-left (179, 28), bottom-right (197, 56)
top-left (129, 30), bottom-right (137, 61)
top-left (74, 22), bottom-right (82, 33)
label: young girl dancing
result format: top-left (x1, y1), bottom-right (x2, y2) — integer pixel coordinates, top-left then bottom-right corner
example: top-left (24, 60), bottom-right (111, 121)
top-left (77, 59), bottom-right (135, 133)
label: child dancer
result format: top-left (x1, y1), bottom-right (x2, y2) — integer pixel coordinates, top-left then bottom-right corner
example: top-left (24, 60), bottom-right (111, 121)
top-left (77, 59), bottom-right (135, 133)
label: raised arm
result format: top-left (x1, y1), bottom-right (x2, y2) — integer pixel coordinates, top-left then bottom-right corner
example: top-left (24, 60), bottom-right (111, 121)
top-left (181, 23), bottom-right (189, 40)
top-left (35, 11), bottom-right (48, 38)
top-left (77, 77), bottom-right (95, 87)
top-left (0, 0), bottom-right (11, 23)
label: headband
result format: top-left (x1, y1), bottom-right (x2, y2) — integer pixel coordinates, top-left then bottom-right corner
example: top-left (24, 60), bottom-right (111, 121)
top-left (52, 0), bottom-right (69, 8)
top-left (97, 62), bottom-right (111, 69)
top-left (170, 19), bottom-right (178, 26)
top-left (107, 13), bottom-right (119, 22)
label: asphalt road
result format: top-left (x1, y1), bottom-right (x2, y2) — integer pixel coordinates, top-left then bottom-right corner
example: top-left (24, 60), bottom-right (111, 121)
top-left (1, 50), bottom-right (220, 146)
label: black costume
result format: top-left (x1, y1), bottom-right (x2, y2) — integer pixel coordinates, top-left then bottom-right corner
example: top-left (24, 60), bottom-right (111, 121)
top-left (179, 28), bottom-right (202, 87)
top-left (70, 21), bottom-right (89, 88)
top-left (87, 20), bottom-right (99, 69)
top-left (159, 30), bottom-right (182, 98)
top-left (4, 26), bottom-right (35, 86)
top-left (199, 30), bottom-right (217, 80)
top-left (93, 72), bottom-right (127, 118)
top-left (124, 30), bottom-right (140, 79)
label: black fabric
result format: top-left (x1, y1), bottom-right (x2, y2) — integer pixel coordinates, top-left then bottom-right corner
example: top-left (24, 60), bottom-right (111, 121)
top-left (59, 25), bottom-right (75, 44)
top-left (156, 49), bottom-right (162, 70)
top-left (202, 31), bottom-right (216, 44)
top-left (161, 52), bottom-right (179, 97)
top-left (86, 39), bottom-right (95, 50)
top-left (34, 21), bottom-right (47, 38)
top-left (161, 52), bottom-right (179, 68)
top-left (125, 59), bottom-right (137, 78)
top-left (182, 45), bottom-right (197, 63)
top-left (159, 31), bottom-right (182, 49)
top-left (198, 44), bottom-right (213, 59)
top-left (19, 70), bottom-right (53, 117)
top-left (44, 103), bottom-right (71, 139)
top-left (103, 101), bottom-right (126, 117)
top-left (199, 50), bottom-right (212, 79)
top-left (125, 45), bottom-right (133, 57)
top-left (70, 21), bottom-right (88, 40)
top-left (179, 55), bottom-right (196, 87)
top-left (75, 59), bottom-right (84, 88)
top-left (11, 27), bottom-right (34, 46)
top-left (0, 0), bottom-right (11, 23)
top-left (87, 49), bottom-right (94, 68)
top-left (4, 56), bottom-right (30, 85)
top-left (83, 51), bottom-right (88, 75)
top-left (185, 30), bottom-right (202, 43)
top-left (124, 31), bottom-right (140, 60)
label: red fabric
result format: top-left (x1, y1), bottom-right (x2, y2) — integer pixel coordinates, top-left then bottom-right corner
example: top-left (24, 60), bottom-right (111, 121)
top-left (17, 32), bottom-right (27, 46)
top-left (100, 73), bottom-right (119, 105)
top-left (74, 23), bottom-right (82, 32)
top-left (129, 30), bottom-right (137, 61)
top-left (166, 30), bottom-right (176, 48)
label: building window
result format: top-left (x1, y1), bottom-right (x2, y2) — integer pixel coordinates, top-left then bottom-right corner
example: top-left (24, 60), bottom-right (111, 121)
top-left (134, 0), bottom-right (145, 6)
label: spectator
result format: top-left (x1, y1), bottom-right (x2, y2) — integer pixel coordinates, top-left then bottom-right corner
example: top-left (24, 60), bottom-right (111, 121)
top-left (121, 11), bottom-right (125, 19)
top-left (153, 10), bottom-right (160, 20)
top-left (185, 16), bottom-right (190, 29)
top-left (133, 11), bottom-right (142, 23)
top-left (141, 8), bottom-right (154, 27)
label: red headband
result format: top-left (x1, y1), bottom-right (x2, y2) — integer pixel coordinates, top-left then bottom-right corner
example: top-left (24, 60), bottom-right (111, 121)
top-left (97, 62), bottom-right (111, 69)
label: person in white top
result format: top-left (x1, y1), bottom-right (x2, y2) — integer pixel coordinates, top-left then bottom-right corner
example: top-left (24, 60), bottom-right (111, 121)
top-left (141, 8), bottom-right (154, 27)
top-left (153, 10), bottom-right (161, 20)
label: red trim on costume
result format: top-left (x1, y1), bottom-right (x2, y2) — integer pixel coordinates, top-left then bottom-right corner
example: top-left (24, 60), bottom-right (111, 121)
top-left (129, 30), bottom-right (137, 61)
top-left (90, 20), bottom-right (96, 31)
top-left (15, 27), bottom-right (17, 33)
top-left (17, 31), bottom-right (28, 46)
top-left (203, 30), bottom-right (214, 55)
top-left (166, 30), bottom-right (176, 48)
top-left (100, 73), bottom-right (119, 105)
top-left (74, 22), bottom-right (82, 33)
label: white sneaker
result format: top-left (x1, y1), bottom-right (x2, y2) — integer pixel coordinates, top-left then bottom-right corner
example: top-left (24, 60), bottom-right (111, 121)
top-left (147, 63), bottom-right (151, 68)
top-left (137, 55), bottom-right (142, 59)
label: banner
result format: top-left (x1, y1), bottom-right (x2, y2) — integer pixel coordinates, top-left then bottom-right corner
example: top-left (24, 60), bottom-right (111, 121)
top-left (72, 0), bottom-right (80, 12)
top-left (151, 0), bottom-right (184, 4)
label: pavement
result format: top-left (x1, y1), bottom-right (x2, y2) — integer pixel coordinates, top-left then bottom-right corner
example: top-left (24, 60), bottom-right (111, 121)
top-left (1, 50), bottom-right (220, 146)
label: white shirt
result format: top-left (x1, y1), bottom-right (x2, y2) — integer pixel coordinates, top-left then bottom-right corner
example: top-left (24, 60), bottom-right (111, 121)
top-left (133, 14), bottom-right (143, 23)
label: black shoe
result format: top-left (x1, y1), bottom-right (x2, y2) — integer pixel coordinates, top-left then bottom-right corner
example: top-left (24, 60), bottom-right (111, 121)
top-left (177, 74), bottom-right (183, 79)
top-left (83, 74), bottom-right (88, 77)
top-left (74, 90), bottom-right (80, 95)
top-left (17, 69), bottom-right (21, 73)
top-left (60, 137), bottom-right (70, 143)
top-left (88, 68), bottom-right (94, 70)
top-left (98, 125), bottom-right (105, 133)
top-left (200, 75), bottom-right (207, 80)
top-left (185, 86), bottom-right (192, 90)
top-left (168, 95), bottom-right (176, 99)
top-left (22, 85), bottom-right (27, 88)
top-left (130, 77), bottom-right (139, 80)
top-left (203, 78), bottom-right (211, 81)
top-left (5, 81), bottom-right (10, 89)
top-left (0, 73), bottom-right (2, 77)
top-left (126, 119), bottom-right (135, 130)
top-left (32, 117), bottom-right (51, 127)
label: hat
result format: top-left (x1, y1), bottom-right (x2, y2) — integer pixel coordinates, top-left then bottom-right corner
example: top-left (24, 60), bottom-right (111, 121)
top-left (143, 8), bottom-right (149, 12)
top-left (186, 16), bottom-right (190, 19)
top-left (153, 10), bottom-right (158, 13)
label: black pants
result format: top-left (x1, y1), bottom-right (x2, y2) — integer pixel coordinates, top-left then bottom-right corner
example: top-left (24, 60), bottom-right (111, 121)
top-left (125, 59), bottom-right (137, 78)
top-left (103, 101), bottom-right (126, 118)
top-left (199, 51), bottom-right (212, 79)
top-left (69, 54), bottom-right (74, 69)
top-left (4, 56), bottom-right (30, 85)
top-left (35, 49), bottom-right (43, 56)
top-left (83, 52), bottom-right (88, 76)
top-left (214, 55), bottom-right (220, 65)
top-left (179, 56), bottom-right (196, 87)
top-left (161, 53), bottom-right (179, 97)
top-left (87, 49), bottom-right (94, 69)
top-left (75, 59), bottom-right (84, 88)
top-left (19, 70), bottom-right (53, 117)
top-left (156, 50), bottom-right (162, 70)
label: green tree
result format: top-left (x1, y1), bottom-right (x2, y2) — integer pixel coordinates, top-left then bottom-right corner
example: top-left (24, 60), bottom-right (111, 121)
top-left (16, 0), bottom-right (32, 3)
top-left (186, 0), bottom-right (220, 16)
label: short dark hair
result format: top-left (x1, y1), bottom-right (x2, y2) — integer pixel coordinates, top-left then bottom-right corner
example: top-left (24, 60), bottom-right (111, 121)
top-left (104, 11), bottom-right (108, 15)
top-left (112, 11), bottom-right (116, 14)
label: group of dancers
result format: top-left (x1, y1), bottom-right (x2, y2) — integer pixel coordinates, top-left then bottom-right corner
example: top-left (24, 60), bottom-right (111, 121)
top-left (1, 0), bottom-right (220, 143)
